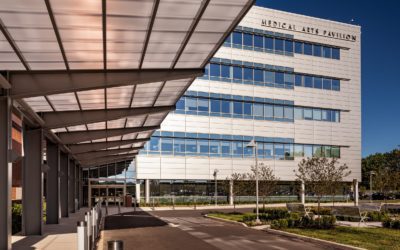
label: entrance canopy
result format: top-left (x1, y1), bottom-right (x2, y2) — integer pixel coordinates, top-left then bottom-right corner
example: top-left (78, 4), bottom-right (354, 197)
top-left (0, 0), bottom-right (253, 167)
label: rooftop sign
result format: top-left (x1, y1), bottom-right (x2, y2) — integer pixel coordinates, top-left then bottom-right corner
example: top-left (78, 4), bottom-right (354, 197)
top-left (261, 19), bottom-right (357, 42)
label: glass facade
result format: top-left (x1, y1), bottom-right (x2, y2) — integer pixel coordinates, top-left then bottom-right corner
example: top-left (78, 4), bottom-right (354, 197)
top-left (175, 91), bottom-right (340, 123)
top-left (141, 131), bottom-right (341, 159)
top-left (224, 26), bottom-right (340, 60)
top-left (201, 58), bottom-right (340, 91)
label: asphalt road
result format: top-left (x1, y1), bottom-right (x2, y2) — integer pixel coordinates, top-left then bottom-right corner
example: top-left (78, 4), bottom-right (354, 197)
top-left (100, 208), bottom-right (336, 250)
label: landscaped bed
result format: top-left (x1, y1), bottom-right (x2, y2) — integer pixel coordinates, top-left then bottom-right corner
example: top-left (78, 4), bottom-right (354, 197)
top-left (283, 227), bottom-right (400, 250)
top-left (207, 207), bottom-right (400, 250)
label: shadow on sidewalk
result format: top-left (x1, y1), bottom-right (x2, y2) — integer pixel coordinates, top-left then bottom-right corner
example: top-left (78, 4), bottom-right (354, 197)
top-left (104, 210), bottom-right (168, 230)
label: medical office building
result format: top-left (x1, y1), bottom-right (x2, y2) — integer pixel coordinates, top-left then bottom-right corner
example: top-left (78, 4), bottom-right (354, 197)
top-left (135, 6), bottom-right (361, 202)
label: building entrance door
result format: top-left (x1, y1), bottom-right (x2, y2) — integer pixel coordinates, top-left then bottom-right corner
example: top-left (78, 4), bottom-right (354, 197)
top-left (88, 178), bottom-right (127, 208)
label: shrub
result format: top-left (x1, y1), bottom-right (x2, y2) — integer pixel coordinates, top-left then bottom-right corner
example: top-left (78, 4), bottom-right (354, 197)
top-left (310, 206), bottom-right (332, 215)
top-left (254, 208), bottom-right (290, 220)
top-left (12, 203), bottom-right (22, 234)
top-left (271, 219), bottom-right (288, 229)
top-left (367, 211), bottom-right (389, 222)
top-left (382, 218), bottom-right (400, 229)
top-left (271, 215), bottom-right (336, 230)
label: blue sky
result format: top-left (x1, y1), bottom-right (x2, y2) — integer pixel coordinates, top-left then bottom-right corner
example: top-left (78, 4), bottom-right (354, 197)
top-left (255, 0), bottom-right (400, 157)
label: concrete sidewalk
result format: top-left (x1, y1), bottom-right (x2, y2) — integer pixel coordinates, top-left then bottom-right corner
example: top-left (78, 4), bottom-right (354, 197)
top-left (12, 208), bottom-right (88, 250)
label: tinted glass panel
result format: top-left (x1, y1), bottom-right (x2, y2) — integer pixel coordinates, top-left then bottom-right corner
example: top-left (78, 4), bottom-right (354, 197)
top-left (314, 77), bottom-right (322, 89)
top-left (284, 106), bottom-right (294, 119)
top-left (264, 104), bottom-right (274, 118)
top-left (265, 71), bottom-right (274, 83)
top-left (210, 63), bottom-right (220, 77)
top-left (254, 69), bottom-right (264, 82)
top-left (232, 32), bottom-right (242, 45)
top-left (323, 46), bottom-right (331, 58)
top-left (185, 139), bottom-right (197, 153)
top-left (294, 107), bottom-right (303, 119)
top-left (275, 72), bottom-right (284, 85)
top-left (221, 101), bottom-right (231, 113)
top-left (304, 43), bottom-right (312, 55)
top-left (332, 79), bottom-right (340, 91)
top-left (313, 45), bottom-right (322, 57)
top-left (275, 39), bottom-right (284, 51)
top-left (243, 67), bottom-right (253, 80)
top-left (210, 99), bottom-right (221, 113)
top-left (254, 35), bottom-right (263, 48)
top-left (243, 103), bottom-right (252, 115)
top-left (221, 64), bottom-right (230, 78)
top-left (265, 37), bottom-right (274, 50)
top-left (323, 78), bottom-right (332, 90)
top-left (274, 106), bottom-right (284, 118)
top-left (233, 102), bottom-right (243, 114)
top-left (304, 145), bottom-right (313, 157)
top-left (176, 98), bottom-right (185, 110)
top-left (332, 48), bottom-right (340, 59)
top-left (304, 108), bottom-right (313, 120)
top-left (197, 98), bottom-right (209, 112)
top-left (295, 75), bottom-right (303, 86)
top-left (243, 33), bottom-right (253, 46)
top-left (253, 103), bottom-right (263, 117)
top-left (285, 40), bottom-right (293, 53)
top-left (295, 42), bottom-right (303, 54)
top-left (186, 97), bottom-right (197, 111)
top-left (304, 76), bottom-right (313, 88)
top-left (313, 109), bottom-right (322, 120)
top-left (233, 66), bottom-right (242, 79)
top-left (161, 138), bottom-right (173, 152)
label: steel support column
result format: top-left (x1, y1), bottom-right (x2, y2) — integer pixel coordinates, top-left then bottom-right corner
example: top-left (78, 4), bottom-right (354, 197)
top-left (135, 181), bottom-right (141, 205)
top-left (78, 167), bottom-right (83, 208)
top-left (145, 179), bottom-right (150, 204)
top-left (46, 140), bottom-right (60, 224)
top-left (0, 94), bottom-right (12, 249)
top-left (60, 152), bottom-right (69, 217)
top-left (69, 159), bottom-right (76, 213)
top-left (22, 129), bottom-right (44, 235)
top-left (229, 179), bottom-right (234, 206)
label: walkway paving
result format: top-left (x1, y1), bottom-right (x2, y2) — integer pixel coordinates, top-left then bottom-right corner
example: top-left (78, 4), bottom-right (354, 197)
top-left (98, 208), bottom-right (332, 250)
top-left (12, 208), bottom-right (88, 250)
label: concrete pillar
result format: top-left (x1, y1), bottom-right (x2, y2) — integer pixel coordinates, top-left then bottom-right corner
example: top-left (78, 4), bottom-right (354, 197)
top-left (22, 129), bottom-right (44, 235)
top-left (78, 167), bottom-right (83, 208)
top-left (75, 164), bottom-right (79, 210)
top-left (353, 179), bottom-right (359, 206)
top-left (0, 94), bottom-right (12, 249)
top-left (145, 179), bottom-right (150, 204)
top-left (46, 140), bottom-right (60, 224)
top-left (135, 181), bottom-right (141, 204)
top-left (300, 180), bottom-right (305, 205)
top-left (60, 152), bottom-right (69, 217)
top-left (229, 179), bottom-right (234, 206)
top-left (69, 159), bottom-right (75, 213)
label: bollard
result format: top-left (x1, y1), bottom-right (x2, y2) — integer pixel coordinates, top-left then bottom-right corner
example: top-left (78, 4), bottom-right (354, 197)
top-left (118, 198), bottom-right (121, 215)
top-left (85, 212), bottom-right (92, 250)
top-left (77, 221), bottom-right (88, 250)
top-left (92, 207), bottom-right (97, 242)
top-left (108, 240), bottom-right (123, 250)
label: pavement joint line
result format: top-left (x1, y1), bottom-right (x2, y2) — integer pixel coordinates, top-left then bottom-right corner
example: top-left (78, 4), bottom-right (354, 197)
top-left (205, 213), bottom-right (366, 250)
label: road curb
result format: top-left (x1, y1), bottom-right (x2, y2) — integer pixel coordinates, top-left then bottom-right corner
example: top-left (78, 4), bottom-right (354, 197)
top-left (205, 214), bottom-right (365, 250)
top-left (204, 214), bottom-right (248, 227)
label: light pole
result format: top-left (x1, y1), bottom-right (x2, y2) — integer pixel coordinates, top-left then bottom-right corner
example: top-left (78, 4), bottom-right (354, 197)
top-left (246, 139), bottom-right (260, 224)
top-left (369, 171), bottom-right (376, 203)
top-left (213, 169), bottom-right (219, 206)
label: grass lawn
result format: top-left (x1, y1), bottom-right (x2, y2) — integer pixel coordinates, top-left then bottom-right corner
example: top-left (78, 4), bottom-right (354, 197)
top-left (208, 212), bottom-right (251, 223)
top-left (284, 227), bottom-right (400, 250)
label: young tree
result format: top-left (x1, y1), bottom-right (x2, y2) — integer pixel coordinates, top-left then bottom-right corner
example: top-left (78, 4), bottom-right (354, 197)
top-left (294, 157), bottom-right (351, 215)
top-left (225, 173), bottom-right (247, 212)
top-left (373, 167), bottom-right (392, 201)
top-left (247, 163), bottom-right (279, 209)
top-left (325, 158), bottom-right (352, 206)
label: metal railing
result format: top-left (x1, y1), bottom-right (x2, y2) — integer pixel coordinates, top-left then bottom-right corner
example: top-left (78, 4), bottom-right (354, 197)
top-left (77, 202), bottom-right (103, 250)
top-left (140, 195), bottom-right (350, 207)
